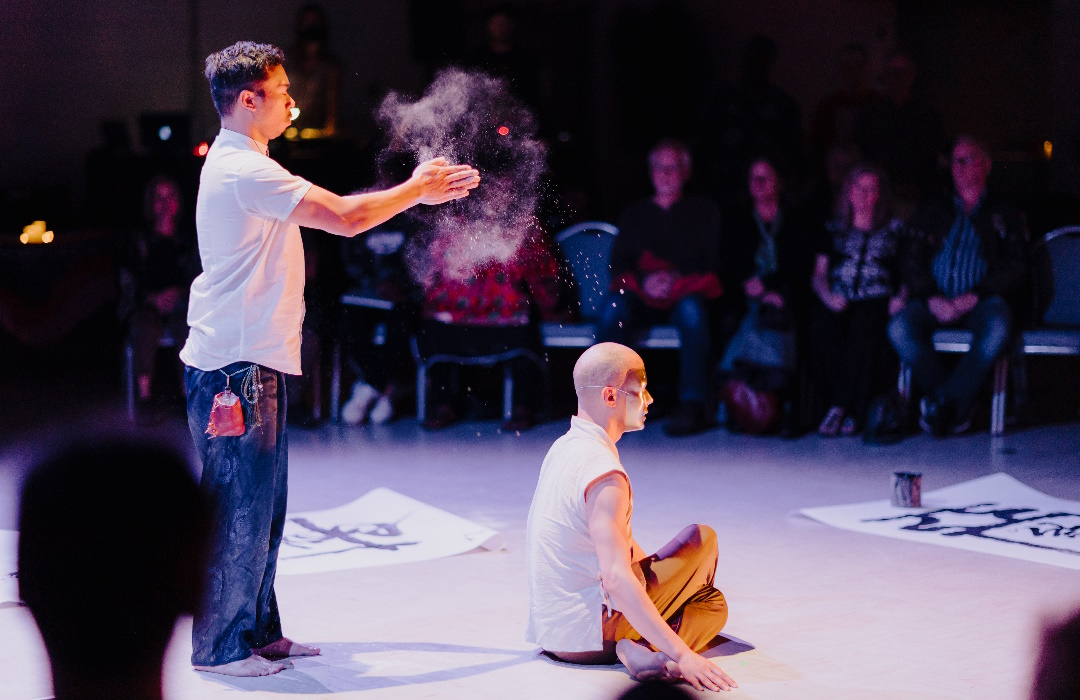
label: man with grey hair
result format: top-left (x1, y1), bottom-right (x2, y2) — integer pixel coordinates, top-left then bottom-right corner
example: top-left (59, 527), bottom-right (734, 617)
top-left (525, 343), bottom-right (736, 692)
top-left (182, 41), bottom-right (479, 676)
top-left (599, 139), bottom-right (724, 436)
top-left (888, 134), bottom-right (1027, 436)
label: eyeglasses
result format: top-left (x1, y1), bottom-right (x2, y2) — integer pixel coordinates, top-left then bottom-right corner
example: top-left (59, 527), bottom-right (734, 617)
top-left (577, 385), bottom-right (651, 400)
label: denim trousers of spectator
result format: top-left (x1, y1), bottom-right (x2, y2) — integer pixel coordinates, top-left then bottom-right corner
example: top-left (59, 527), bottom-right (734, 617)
top-left (598, 293), bottom-right (709, 404)
top-left (185, 361), bottom-right (288, 666)
top-left (887, 295), bottom-right (1012, 417)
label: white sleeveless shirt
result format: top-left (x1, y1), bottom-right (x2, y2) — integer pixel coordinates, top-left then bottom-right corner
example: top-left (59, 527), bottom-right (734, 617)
top-left (525, 416), bottom-right (633, 652)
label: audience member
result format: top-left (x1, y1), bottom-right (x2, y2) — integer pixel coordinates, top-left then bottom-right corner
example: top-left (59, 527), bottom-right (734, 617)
top-left (526, 343), bottom-right (736, 692)
top-left (719, 158), bottom-right (812, 433)
top-left (811, 164), bottom-right (905, 436)
top-left (600, 139), bottom-right (723, 436)
top-left (853, 50), bottom-right (946, 214)
top-left (414, 215), bottom-right (565, 431)
top-left (287, 4), bottom-right (341, 138)
top-left (118, 174), bottom-right (200, 424)
top-left (18, 439), bottom-right (209, 700)
top-left (888, 135), bottom-right (1028, 436)
top-left (339, 223), bottom-right (415, 426)
top-left (1030, 607), bottom-right (1080, 700)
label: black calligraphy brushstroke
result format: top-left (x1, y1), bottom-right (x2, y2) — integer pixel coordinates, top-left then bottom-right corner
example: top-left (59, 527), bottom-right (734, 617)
top-left (283, 518), bottom-right (419, 558)
top-left (863, 504), bottom-right (1080, 556)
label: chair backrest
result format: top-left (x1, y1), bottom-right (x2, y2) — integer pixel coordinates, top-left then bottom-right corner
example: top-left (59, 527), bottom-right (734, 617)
top-left (554, 221), bottom-right (618, 321)
top-left (1034, 226), bottom-right (1080, 327)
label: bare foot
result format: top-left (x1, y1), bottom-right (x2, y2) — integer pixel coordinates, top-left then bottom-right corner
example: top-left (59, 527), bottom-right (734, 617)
top-left (194, 655), bottom-right (286, 676)
top-left (616, 639), bottom-right (680, 682)
top-left (251, 637), bottom-right (321, 659)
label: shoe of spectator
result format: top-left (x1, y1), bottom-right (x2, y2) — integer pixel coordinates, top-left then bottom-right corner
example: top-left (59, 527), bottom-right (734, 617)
top-left (662, 401), bottom-right (709, 436)
top-left (502, 405), bottom-right (535, 432)
top-left (950, 410), bottom-right (973, 435)
top-left (368, 395), bottom-right (394, 424)
top-left (422, 402), bottom-right (459, 430)
top-left (341, 381), bottom-right (379, 425)
top-left (818, 406), bottom-right (845, 437)
top-left (919, 397), bottom-right (955, 437)
top-left (840, 415), bottom-right (858, 436)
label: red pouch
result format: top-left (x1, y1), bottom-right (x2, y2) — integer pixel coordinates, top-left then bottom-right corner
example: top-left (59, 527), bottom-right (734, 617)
top-left (206, 387), bottom-right (245, 437)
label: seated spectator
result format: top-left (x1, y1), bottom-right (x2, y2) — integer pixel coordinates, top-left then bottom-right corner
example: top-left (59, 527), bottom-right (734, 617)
top-left (811, 164), bottom-right (905, 436)
top-left (888, 135), bottom-right (1028, 436)
top-left (414, 216), bottom-right (566, 431)
top-left (118, 175), bottom-right (199, 424)
top-left (18, 439), bottom-right (209, 699)
top-left (1031, 607), bottom-right (1080, 700)
top-left (600, 139), bottom-right (723, 436)
top-left (339, 224), bottom-right (415, 426)
top-left (719, 158), bottom-right (812, 434)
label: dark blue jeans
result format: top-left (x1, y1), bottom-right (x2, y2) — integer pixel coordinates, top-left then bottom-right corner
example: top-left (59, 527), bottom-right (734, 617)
top-left (185, 361), bottom-right (288, 667)
top-left (597, 294), bottom-right (710, 404)
top-left (887, 296), bottom-right (1012, 417)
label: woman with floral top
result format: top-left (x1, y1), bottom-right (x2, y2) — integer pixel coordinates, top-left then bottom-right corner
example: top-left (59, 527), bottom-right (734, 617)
top-left (811, 164), bottom-right (906, 436)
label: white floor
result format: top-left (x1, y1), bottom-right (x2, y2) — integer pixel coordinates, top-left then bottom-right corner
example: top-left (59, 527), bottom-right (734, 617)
top-left (3, 415), bottom-right (1080, 700)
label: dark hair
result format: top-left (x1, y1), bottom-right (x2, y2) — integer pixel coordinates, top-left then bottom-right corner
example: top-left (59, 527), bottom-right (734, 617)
top-left (1032, 608), bottom-right (1080, 700)
top-left (648, 138), bottom-right (692, 173)
top-left (204, 41), bottom-right (285, 118)
top-left (834, 162), bottom-right (893, 230)
top-left (953, 132), bottom-right (992, 160)
top-left (18, 439), bottom-right (208, 675)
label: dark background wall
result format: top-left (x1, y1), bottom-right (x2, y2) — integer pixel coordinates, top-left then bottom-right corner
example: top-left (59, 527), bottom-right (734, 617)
top-left (2, 0), bottom-right (1077, 220)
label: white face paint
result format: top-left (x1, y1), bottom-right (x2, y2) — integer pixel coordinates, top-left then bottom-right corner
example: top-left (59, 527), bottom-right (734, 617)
top-left (621, 378), bottom-right (651, 432)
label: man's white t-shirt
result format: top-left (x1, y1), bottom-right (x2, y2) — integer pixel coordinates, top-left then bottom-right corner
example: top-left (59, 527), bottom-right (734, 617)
top-left (179, 128), bottom-right (313, 375)
top-left (525, 416), bottom-right (633, 652)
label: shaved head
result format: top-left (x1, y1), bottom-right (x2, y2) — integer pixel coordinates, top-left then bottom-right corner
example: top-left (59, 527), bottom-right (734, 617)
top-left (573, 342), bottom-right (644, 394)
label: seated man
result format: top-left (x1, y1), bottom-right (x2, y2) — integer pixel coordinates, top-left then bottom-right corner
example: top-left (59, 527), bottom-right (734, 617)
top-left (525, 342), bottom-right (736, 692)
top-left (887, 134), bottom-right (1028, 435)
top-left (599, 139), bottom-right (724, 436)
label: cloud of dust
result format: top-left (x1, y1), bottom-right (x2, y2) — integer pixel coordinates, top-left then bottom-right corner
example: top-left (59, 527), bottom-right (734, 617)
top-left (375, 67), bottom-right (547, 285)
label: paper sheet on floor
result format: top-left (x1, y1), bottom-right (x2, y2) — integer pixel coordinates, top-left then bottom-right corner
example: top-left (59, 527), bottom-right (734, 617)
top-left (0, 530), bottom-right (18, 604)
top-left (799, 473), bottom-right (1080, 570)
top-left (278, 487), bottom-right (504, 575)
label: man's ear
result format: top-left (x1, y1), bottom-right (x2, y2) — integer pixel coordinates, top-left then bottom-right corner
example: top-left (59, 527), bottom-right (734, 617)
top-left (603, 387), bottom-right (618, 406)
top-left (237, 89), bottom-right (259, 114)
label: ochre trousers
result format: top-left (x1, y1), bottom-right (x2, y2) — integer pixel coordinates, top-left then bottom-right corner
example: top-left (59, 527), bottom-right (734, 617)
top-left (604, 523), bottom-right (728, 653)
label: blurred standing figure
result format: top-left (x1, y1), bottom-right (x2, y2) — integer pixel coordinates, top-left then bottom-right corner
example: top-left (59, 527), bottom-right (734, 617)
top-left (811, 164), bottom-right (905, 436)
top-left (853, 50), bottom-right (946, 214)
top-left (600, 139), bottom-right (723, 436)
top-left (466, 4), bottom-right (543, 121)
top-left (288, 4), bottom-right (340, 138)
top-left (808, 43), bottom-right (878, 189)
top-left (888, 135), bottom-right (1027, 436)
top-left (18, 439), bottom-right (209, 700)
top-left (119, 175), bottom-right (199, 424)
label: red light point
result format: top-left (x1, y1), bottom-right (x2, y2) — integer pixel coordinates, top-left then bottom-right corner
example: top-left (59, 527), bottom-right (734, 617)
top-left (195, 141), bottom-right (209, 157)
top-left (497, 126), bottom-right (510, 136)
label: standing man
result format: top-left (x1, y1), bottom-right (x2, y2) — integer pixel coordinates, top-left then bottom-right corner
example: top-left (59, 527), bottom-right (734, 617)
top-left (525, 342), bottom-right (736, 692)
top-left (888, 134), bottom-right (1026, 435)
top-left (181, 41), bottom-right (479, 677)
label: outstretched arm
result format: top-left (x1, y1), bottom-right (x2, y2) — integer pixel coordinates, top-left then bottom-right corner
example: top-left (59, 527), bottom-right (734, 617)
top-left (587, 474), bottom-right (736, 692)
top-left (287, 158), bottom-right (480, 237)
